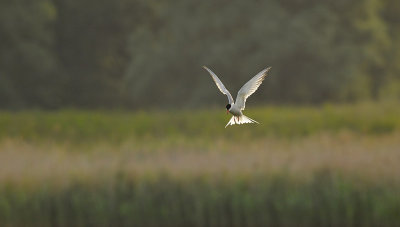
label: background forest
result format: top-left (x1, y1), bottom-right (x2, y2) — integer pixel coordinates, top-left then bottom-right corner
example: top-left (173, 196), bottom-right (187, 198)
top-left (1, 0), bottom-right (400, 110)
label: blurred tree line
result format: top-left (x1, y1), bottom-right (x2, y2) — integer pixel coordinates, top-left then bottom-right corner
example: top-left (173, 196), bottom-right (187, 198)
top-left (0, 0), bottom-right (399, 109)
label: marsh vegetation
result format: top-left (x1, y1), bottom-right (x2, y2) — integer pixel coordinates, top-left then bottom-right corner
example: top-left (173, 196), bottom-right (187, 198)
top-left (1, 103), bottom-right (399, 226)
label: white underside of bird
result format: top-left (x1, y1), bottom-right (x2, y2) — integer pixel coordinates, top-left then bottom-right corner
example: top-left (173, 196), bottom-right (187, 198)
top-left (203, 66), bottom-right (271, 128)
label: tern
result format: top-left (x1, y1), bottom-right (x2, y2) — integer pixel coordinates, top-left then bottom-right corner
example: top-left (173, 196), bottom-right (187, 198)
top-left (203, 66), bottom-right (271, 128)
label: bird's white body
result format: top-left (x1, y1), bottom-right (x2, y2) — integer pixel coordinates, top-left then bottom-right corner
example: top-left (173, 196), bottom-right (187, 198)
top-left (203, 66), bottom-right (271, 128)
top-left (228, 104), bottom-right (242, 116)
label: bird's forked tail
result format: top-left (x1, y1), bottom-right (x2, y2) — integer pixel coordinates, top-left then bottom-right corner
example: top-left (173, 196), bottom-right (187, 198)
top-left (225, 115), bottom-right (259, 128)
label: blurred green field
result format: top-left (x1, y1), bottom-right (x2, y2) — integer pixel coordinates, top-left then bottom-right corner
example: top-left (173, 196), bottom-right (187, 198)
top-left (0, 102), bottom-right (400, 226)
top-left (1, 102), bottom-right (399, 143)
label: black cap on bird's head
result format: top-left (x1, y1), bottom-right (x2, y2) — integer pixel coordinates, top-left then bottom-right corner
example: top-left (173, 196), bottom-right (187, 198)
top-left (226, 104), bottom-right (231, 110)
top-left (225, 104), bottom-right (231, 114)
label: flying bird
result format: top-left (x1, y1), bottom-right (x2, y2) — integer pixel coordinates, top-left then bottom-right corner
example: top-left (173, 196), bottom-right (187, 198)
top-left (203, 66), bottom-right (271, 128)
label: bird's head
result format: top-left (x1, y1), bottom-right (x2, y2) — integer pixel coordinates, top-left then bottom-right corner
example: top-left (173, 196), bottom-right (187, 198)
top-left (226, 104), bottom-right (231, 114)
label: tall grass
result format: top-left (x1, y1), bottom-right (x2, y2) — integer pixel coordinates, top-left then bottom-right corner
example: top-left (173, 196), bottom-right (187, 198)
top-left (0, 102), bottom-right (400, 226)
top-left (1, 173), bottom-right (400, 227)
top-left (0, 133), bottom-right (399, 226)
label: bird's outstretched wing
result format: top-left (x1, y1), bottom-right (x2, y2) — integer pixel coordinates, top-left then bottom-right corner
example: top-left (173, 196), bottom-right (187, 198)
top-left (235, 67), bottom-right (271, 110)
top-left (203, 66), bottom-right (234, 104)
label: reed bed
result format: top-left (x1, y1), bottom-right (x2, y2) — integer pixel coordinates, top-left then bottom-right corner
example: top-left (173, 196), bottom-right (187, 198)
top-left (0, 103), bottom-right (399, 226)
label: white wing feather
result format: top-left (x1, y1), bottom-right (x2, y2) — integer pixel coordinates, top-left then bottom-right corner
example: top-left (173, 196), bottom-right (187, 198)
top-left (235, 67), bottom-right (271, 110)
top-left (203, 66), bottom-right (234, 104)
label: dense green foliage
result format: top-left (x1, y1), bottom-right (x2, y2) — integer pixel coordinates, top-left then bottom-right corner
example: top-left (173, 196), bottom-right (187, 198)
top-left (1, 0), bottom-right (400, 109)
top-left (0, 0), bottom-right (61, 108)
top-left (1, 173), bottom-right (400, 226)
top-left (0, 102), bottom-right (399, 142)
